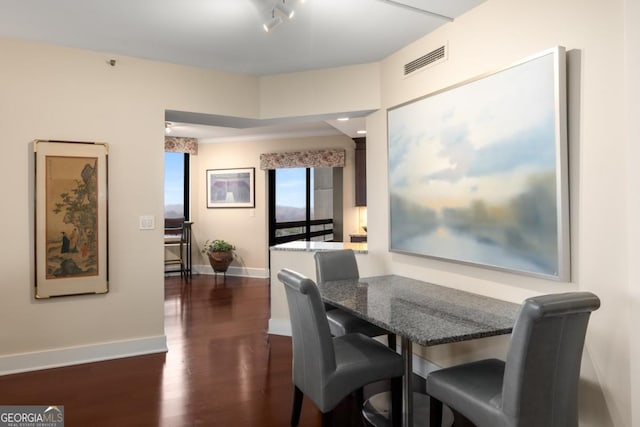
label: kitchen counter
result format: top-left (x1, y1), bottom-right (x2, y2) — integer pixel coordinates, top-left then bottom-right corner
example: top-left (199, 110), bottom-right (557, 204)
top-left (269, 240), bottom-right (378, 336)
top-left (270, 240), bottom-right (367, 253)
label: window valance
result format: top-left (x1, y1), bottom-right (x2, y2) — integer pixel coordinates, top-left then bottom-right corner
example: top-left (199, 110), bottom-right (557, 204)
top-left (165, 137), bottom-right (198, 155)
top-left (260, 148), bottom-right (345, 170)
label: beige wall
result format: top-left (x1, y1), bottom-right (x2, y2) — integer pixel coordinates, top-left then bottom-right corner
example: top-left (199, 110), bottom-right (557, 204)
top-left (0, 40), bottom-right (377, 372)
top-left (0, 38), bottom-right (259, 368)
top-left (0, 37), bottom-right (379, 374)
top-left (625, 0), bottom-right (640, 425)
top-left (365, 0), bottom-right (629, 425)
top-left (189, 135), bottom-right (360, 275)
top-left (259, 63), bottom-right (380, 118)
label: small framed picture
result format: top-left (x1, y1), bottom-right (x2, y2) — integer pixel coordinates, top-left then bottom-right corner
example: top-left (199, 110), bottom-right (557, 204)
top-left (34, 140), bottom-right (109, 298)
top-left (206, 167), bottom-right (255, 208)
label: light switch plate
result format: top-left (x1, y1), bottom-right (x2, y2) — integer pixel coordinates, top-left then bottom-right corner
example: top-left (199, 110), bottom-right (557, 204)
top-left (139, 215), bottom-right (155, 230)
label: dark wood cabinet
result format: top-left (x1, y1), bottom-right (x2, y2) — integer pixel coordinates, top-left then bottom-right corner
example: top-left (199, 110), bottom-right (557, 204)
top-left (349, 234), bottom-right (367, 243)
top-left (354, 137), bottom-right (366, 206)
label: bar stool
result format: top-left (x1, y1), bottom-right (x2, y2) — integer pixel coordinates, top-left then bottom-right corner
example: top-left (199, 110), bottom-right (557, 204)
top-left (164, 217), bottom-right (186, 280)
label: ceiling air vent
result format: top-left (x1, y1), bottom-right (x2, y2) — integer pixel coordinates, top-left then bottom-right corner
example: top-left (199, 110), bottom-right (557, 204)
top-left (404, 44), bottom-right (447, 76)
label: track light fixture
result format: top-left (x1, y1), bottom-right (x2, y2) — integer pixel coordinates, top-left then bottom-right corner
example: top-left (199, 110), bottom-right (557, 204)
top-left (263, 0), bottom-right (295, 32)
top-left (275, 0), bottom-right (294, 19)
top-left (263, 8), bottom-right (282, 32)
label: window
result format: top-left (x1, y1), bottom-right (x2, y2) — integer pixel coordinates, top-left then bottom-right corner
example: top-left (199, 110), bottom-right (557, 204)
top-left (269, 167), bottom-right (342, 245)
top-left (164, 152), bottom-right (190, 219)
top-left (275, 168), bottom-right (307, 222)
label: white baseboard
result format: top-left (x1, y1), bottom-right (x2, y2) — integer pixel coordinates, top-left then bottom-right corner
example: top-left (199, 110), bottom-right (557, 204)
top-left (193, 264), bottom-right (269, 278)
top-left (266, 318), bottom-right (441, 378)
top-left (268, 318), bottom-right (292, 336)
top-left (410, 351), bottom-right (442, 379)
top-left (0, 335), bottom-right (167, 376)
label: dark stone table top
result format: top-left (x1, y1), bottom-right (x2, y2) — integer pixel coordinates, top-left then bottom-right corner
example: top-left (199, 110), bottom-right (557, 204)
top-left (317, 275), bottom-right (520, 346)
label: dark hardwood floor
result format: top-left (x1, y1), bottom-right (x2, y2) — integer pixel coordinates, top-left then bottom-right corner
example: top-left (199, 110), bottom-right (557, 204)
top-left (0, 275), bottom-right (365, 426)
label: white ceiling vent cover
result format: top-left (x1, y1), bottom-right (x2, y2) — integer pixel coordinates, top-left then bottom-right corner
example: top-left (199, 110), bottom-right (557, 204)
top-left (404, 44), bottom-right (447, 76)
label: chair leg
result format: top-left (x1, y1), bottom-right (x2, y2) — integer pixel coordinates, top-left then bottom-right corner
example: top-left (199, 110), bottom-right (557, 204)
top-left (387, 334), bottom-right (396, 351)
top-left (391, 376), bottom-right (402, 427)
top-left (291, 386), bottom-right (304, 426)
top-left (321, 410), bottom-right (332, 427)
top-left (429, 396), bottom-right (443, 427)
top-left (354, 387), bottom-right (364, 409)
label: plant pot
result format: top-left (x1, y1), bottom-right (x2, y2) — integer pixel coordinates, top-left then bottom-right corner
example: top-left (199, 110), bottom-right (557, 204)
top-left (208, 251), bottom-right (233, 273)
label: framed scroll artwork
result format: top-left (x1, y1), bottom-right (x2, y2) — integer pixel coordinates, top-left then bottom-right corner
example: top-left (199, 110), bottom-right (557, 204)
top-left (34, 140), bottom-right (109, 298)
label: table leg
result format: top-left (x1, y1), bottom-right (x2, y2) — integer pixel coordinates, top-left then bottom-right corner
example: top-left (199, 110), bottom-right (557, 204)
top-left (402, 337), bottom-right (413, 427)
top-left (362, 338), bottom-right (453, 427)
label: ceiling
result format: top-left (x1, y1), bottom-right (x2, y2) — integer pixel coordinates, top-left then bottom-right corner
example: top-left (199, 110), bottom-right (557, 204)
top-left (164, 110), bottom-right (375, 141)
top-left (0, 0), bottom-right (486, 140)
top-left (166, 117), bottom-right (367, 142)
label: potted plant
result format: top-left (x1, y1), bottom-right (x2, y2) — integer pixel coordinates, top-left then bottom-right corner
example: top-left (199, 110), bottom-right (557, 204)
top-left (202, 239), bottom-right (235, 273)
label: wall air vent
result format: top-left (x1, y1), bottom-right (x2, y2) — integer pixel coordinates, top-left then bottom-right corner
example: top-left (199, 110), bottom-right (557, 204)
top-left (404, 44), bottom-right (447, 76)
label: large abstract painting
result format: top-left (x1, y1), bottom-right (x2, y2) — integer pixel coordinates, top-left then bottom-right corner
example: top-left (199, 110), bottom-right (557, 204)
top-left (35, 140), bottom-right (109, 297)
top-left (388, 47), bottom-right (569, 280)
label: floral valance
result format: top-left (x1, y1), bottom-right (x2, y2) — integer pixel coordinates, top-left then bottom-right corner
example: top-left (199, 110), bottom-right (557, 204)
top-left (165, 136), bottom-right (198, 155)
top-left (260, 148), bottom-right (345, 170)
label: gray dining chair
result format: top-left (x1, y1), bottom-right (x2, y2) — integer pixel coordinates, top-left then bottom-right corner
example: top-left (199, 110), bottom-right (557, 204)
top-left (426, 291), bottom-right (600, 427)
top-left (314, 249), bottom-right (396, 350)
top-left (278, 268), bottom-right (404, 427)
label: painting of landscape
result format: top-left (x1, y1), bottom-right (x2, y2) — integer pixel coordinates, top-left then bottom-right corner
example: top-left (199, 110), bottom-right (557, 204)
top-left (35, 140), bottom-right (109, 298)
top-left (46, 156), bottom-right (99, 279)
top-left (388, 47), bottom-right (569, 280)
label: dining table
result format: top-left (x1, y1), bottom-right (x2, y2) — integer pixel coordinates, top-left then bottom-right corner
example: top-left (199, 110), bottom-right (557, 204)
top-left (316, 274), bottom-right (520, 427)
